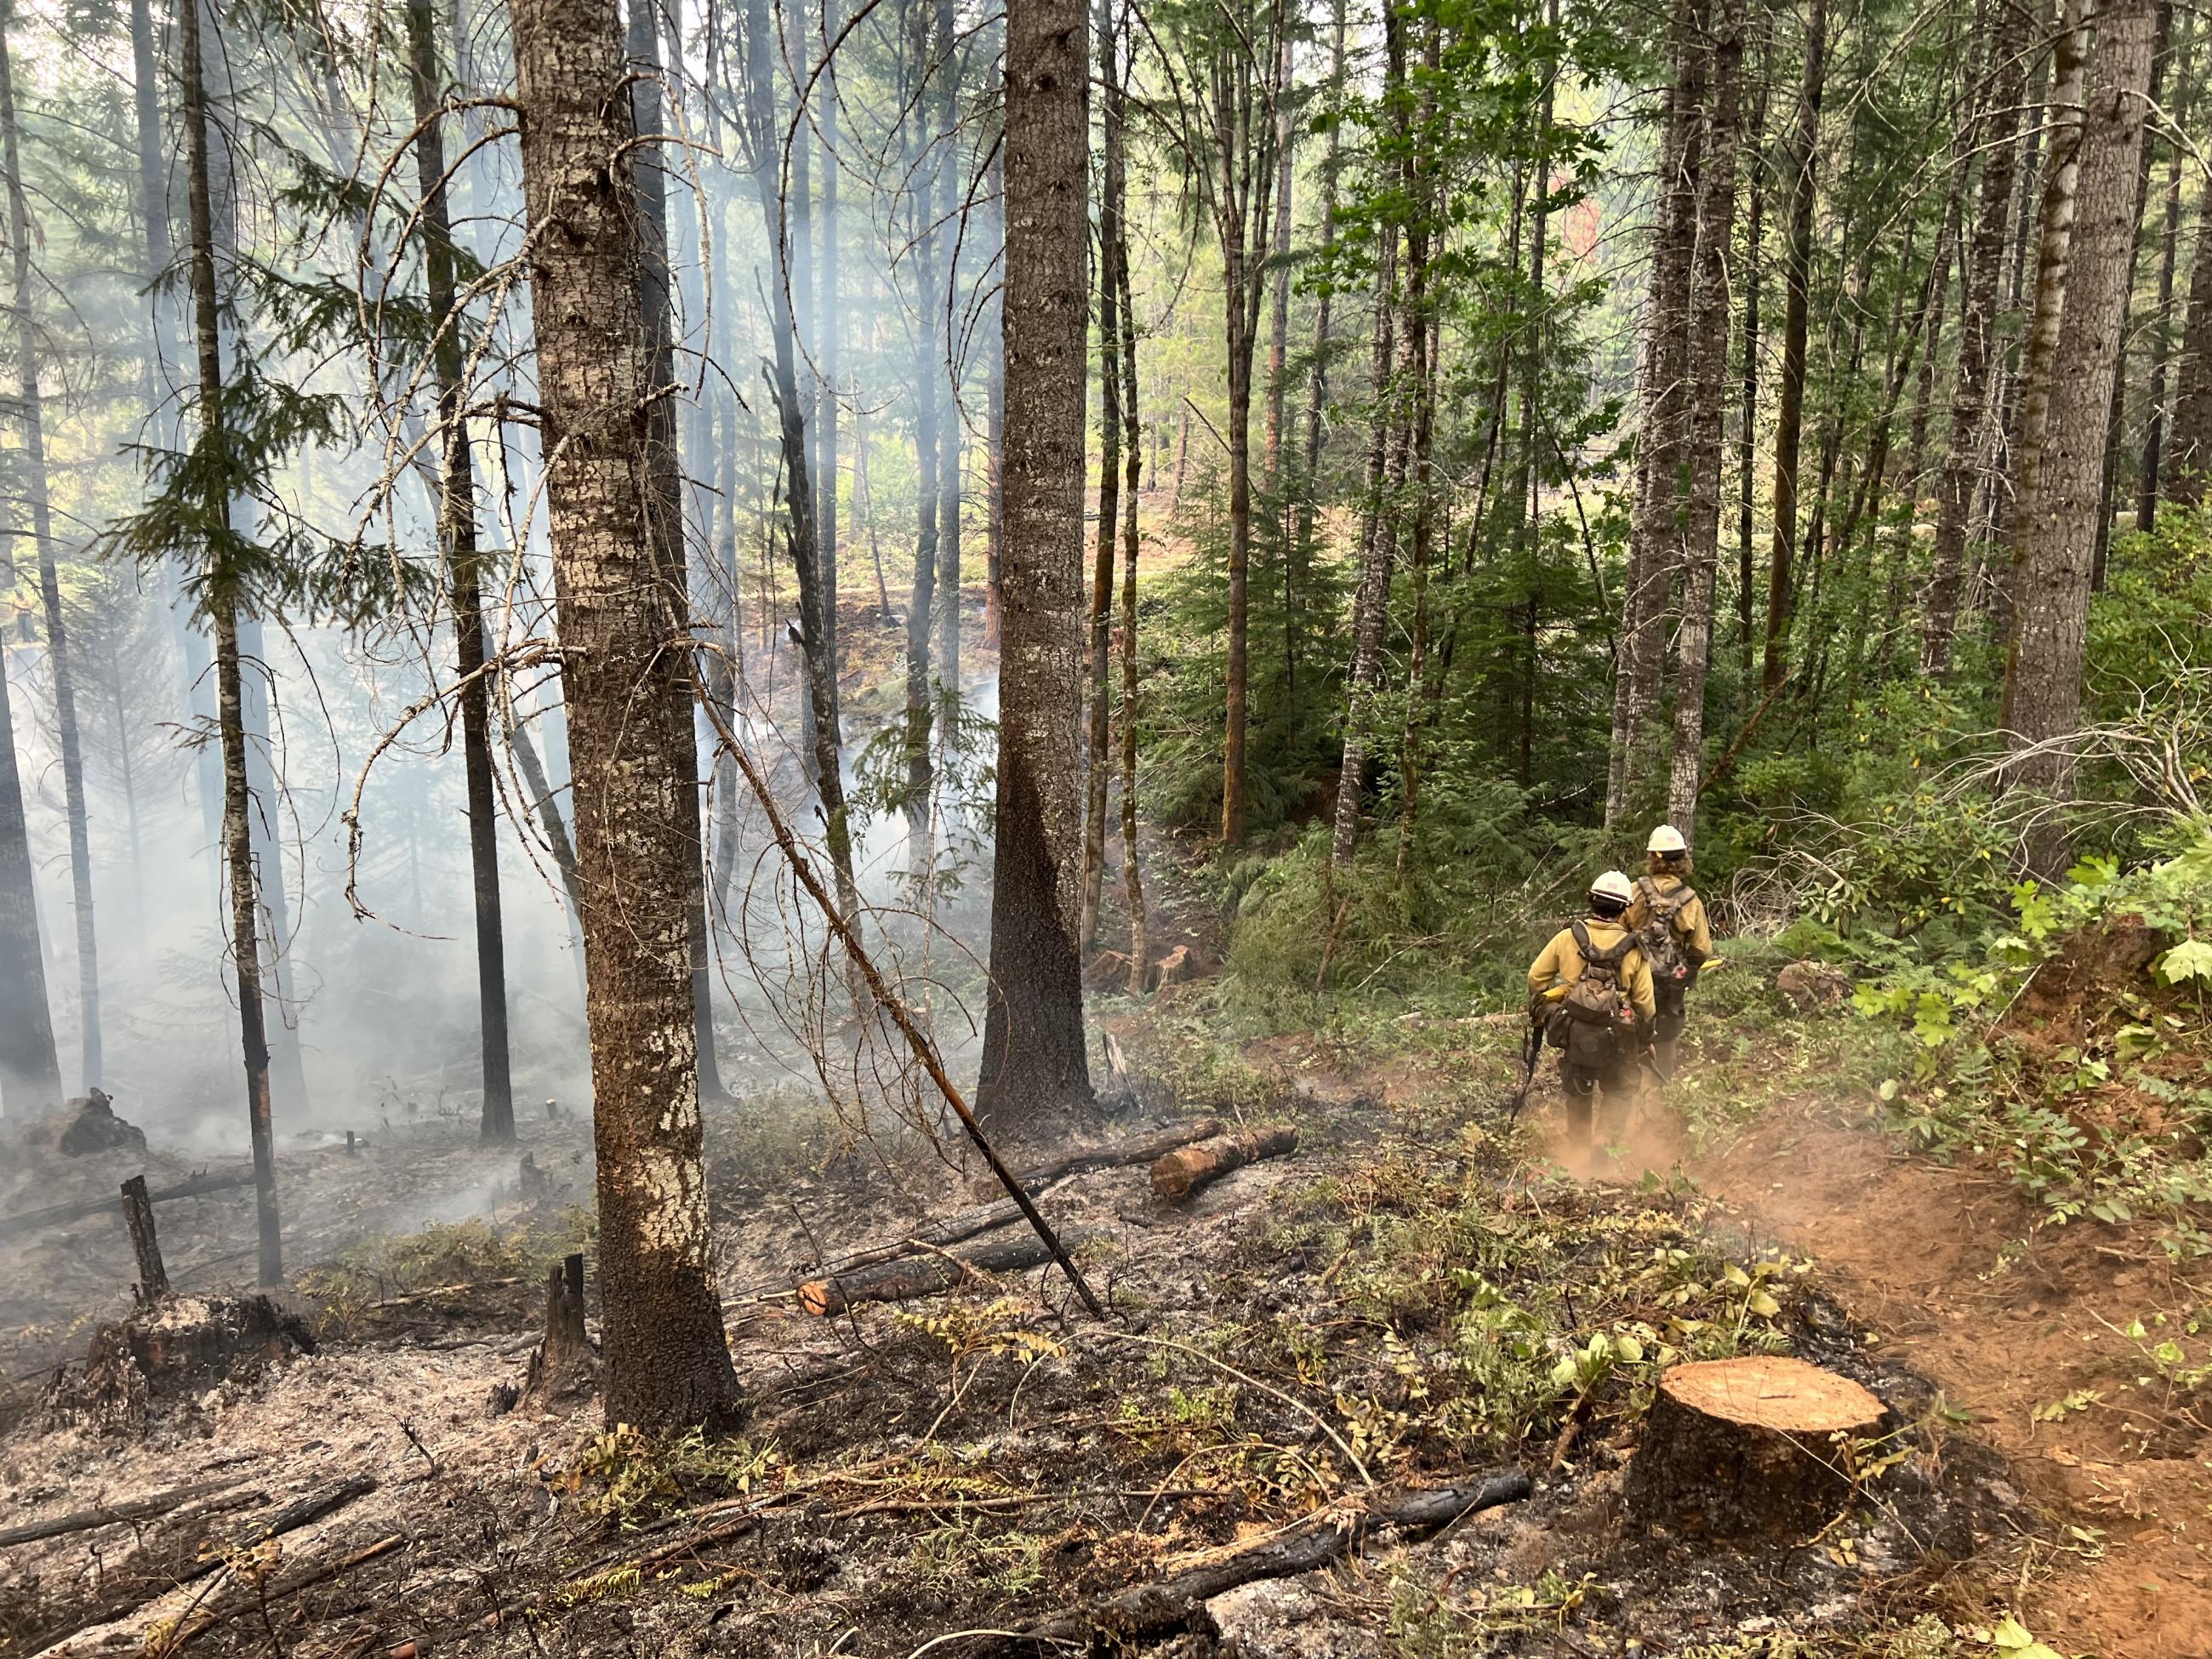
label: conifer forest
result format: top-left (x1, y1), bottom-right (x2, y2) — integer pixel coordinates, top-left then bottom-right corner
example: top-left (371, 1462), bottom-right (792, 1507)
top-left (7, 0), bottom-right (2212, 1648)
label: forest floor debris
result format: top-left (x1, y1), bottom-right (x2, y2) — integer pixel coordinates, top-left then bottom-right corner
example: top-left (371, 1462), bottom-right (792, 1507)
top-left (5, 966), bottom-right (2202, 1657)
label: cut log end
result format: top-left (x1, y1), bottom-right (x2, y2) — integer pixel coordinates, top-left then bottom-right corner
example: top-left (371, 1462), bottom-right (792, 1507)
top-left (1149, 1125), bottom-right (1299, 1202)
top-left (1625, 1356), bottom-right (1885, 1538)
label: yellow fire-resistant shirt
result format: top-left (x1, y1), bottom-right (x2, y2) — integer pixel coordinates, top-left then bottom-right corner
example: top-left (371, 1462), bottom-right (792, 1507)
top-left (1527, 915), bottom-right (1656, 1023)
top-left (1624, 873), bottom-right (1713, 965)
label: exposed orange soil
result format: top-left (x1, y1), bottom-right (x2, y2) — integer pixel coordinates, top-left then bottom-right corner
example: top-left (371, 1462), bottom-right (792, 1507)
top-left (1693, 1103), bottom-right (2212, 1659)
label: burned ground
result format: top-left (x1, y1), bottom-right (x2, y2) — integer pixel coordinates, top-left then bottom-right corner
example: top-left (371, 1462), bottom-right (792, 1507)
top-left (0, 999), bottom-right (2086, 1659)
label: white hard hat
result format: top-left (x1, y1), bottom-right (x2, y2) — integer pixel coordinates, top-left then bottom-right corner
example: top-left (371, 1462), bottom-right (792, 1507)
top-left (1590, 869), bottom-right (1634, 905)
top-left (1646, 824), bottom-right (1689, 855)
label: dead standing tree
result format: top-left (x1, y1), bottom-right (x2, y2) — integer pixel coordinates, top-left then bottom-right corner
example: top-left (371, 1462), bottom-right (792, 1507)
top-left (507, 0), bottom-right (741, 1426)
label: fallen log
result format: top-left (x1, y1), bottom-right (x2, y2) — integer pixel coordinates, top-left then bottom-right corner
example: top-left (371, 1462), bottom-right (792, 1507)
top-left (0, 1169), bottom-right (258, 1243)
top-left (1149, 1125), bottom-right (1299, 1202)
top-left (0, 1478), bottom-right (248, 1547)
top-left (965, 1472), bottom-right (1531, 1653)
top-left (1624, 1355), bottom-right (1885, 1537)
top-left (800, 1229), bottom-right (1104, 1316)
top-left (152, 1532), bottom-right (406, 1654)
top-left (811, 1197), bottom-right (1036, 1280)
top-left (969, 1119), bottom-right (1223, 1200)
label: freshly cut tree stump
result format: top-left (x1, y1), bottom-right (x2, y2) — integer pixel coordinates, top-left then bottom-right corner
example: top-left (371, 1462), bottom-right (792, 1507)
top-left (1625, 1355), bottom-right (1886, 1536)
top-left (1150, 1124), bottom-right (1298, 1201)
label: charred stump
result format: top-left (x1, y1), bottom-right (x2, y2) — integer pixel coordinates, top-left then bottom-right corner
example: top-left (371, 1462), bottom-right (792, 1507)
top-left (1625, 1356), bottom-right (1885, 1537)
top-left (119, 1174), bottom-right (168, 1303)
top-left (522, 1253), bottom-right (596, 1402)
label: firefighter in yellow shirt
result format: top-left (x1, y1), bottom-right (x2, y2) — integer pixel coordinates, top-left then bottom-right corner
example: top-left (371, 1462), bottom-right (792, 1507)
top-left (1622, 824), bottom-right (1713, 1079)
top-left (1528, 871), bottom-right (1656, 1149)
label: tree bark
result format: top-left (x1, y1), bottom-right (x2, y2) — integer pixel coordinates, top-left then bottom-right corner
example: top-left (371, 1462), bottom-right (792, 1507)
top-left (1921, 2), bottom-right (2026, 677)
top-left (932, 0), bottom-right (961, 694)
top-left (904, 0), bottom-right (941, 888)
top-left (2136, 35), bottom-right (2185, 533)
top-left (818, 0), bottom-right (842, 642)
top-left (974, 0), bottom-right (1093, 1128)
top-left (2167, 180), bottom-right (2212, 503)
top-left (1667, 0), bottom-right (1742, 831)
top-left (738, 0), bottom-right (860, 929)
top-left (1263, 20), bottom-right (1294, 491)
top-left (2008, 0), bottom-right (2088, 527)
top-left (1736, 73), bottom-right (1767, 691)
top-left (1757, 0), bottom-right (1826, 696)
top-left (408, 0), bottom-right (513, 1143)
top-left (1213, 0), bottom-right (1284, 848)
top-left (1081, 0), bottom-right (1124, 952)
top-left (2001, 0), bottom-right (2156, 872)
top-left (1329, 29), bottom-right (1405, 873)
top-left (0, 14), bottom-right (97, 1092)
top-left (175, 0), bottom-right (281, 1286)
top-left (509, 0), bottom-right (740, 1427)
top-left (1291, 0), bottom-right (1347, 737)
top-left (1608, 0), bottom-right (1707, 824)
top-left (625, 0), bottom-right (725, 1105)
top-left (1117, 223), bottom-right (1146, 995)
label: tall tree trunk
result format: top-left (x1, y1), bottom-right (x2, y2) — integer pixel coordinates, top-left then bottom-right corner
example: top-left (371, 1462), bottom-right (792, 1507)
top-left (1736, 71), bottom-right (1767, 691)
top-left (0, 15), bottom-right (96, 1091)
top-left (1396, 15), bottom-right (1442, 872)
top-left (1667, 0), bottom-right (1743, 831)
top-left (179, 0), bottom-right (279, 1283)
top-left (903, 0), bottom-right (941, 886)
top-left (1922, 2), bottom-right (2025, 676)
top-left (0, 486), bottom-right (55, 1115)
top-left (938, 417), bottom-right (962, 688)
top-left (1216, 5), bottom-right (1281, 847)
top-left (983, 211), bottom-right (1006, 650)
top-left (1291, 0), bottom-right (1348, 733)
top-left (2166, 169), bottom-right (2212, 503)
top-left (626, 0), bottom-right (726, 1104)
top-left (1263, 20), bottom-right (1294, 490)
top-left (2137, 45), bottom-right (2184, 533)
top-left (2008, 0), bottom-right (2088, 533)
top-left (1081, 0), bottom-right (1123, 952)
top-left (408, 0), bottom-right (514, 1142)
top-left (1607, 0), bottom-right (1707, 823)
top-left (1329, 18), bottom-right (1405, 873)
top-left (1117, 232), bottom-right (1145, 994)
top-left (975, 0), bottom-right (1092, 1127)
top-left (1758, 0), bottom-right (1827, 694)
top-left (931, 0), bottom-right (961, 693)
top-left (2001, 0), bottom-right (2155, 871)
top-left (818, 0), bottom-right (841, 647)
top-left (739, 0), bottom-right (860, 926)
top-left (509, 0), bottom-right (741, 1427)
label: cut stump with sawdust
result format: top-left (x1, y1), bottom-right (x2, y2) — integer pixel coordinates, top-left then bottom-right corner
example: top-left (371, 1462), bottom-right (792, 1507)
top-left (1626, 1355), bottom-right (1886, 1537)
top-left (1150, 1124), bottom-right (1298, 1202)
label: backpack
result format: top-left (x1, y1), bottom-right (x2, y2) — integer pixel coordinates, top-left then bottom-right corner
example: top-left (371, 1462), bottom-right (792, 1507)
top-left (1546, 921), bottom-right (1639, 1059)
top-left (1635, 876), bottom-right (1695, 982)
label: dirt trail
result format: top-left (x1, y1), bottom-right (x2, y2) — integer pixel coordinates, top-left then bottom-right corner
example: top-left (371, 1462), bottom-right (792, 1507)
top-left (1690, 1100), bottom-right (2212, 1659)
